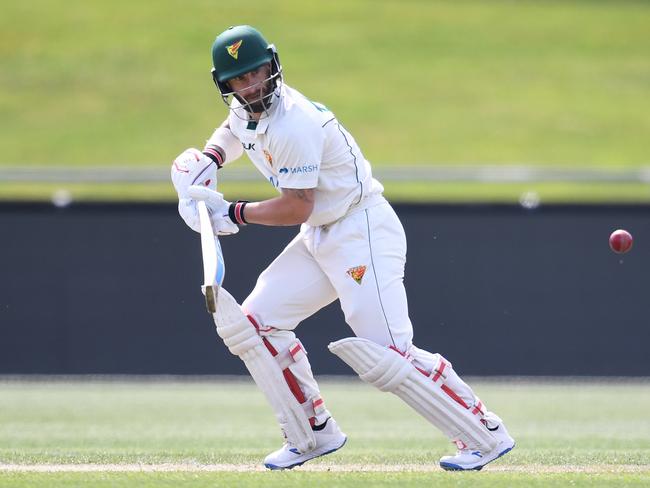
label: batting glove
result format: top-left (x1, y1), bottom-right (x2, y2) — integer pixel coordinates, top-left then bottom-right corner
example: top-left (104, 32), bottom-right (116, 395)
top-left (171, 148), bottom-right (217, 199)
top-left (185, 185), bottom-right (240, 236)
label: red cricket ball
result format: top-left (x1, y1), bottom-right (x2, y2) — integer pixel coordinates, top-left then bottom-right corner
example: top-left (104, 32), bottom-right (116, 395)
top-left (609, 229), bottom-right (633, 254)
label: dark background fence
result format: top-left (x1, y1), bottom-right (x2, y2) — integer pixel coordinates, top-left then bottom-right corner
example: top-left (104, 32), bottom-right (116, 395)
top-left (1, 203), bottom-right (648, 376)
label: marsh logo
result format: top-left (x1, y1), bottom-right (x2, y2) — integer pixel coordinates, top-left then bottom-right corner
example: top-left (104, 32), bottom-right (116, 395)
top-left (278, 164), bottom-right (319, 175)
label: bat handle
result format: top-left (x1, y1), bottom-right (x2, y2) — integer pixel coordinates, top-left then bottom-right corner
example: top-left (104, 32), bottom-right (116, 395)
top-left (202, 285), bottom-right (218, 314)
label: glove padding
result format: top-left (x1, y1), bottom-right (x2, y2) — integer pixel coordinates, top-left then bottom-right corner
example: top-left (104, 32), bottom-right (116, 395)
top-left (171, 148), bottom-right (217, 199)
top-left (178, 185), bottom-right (239, 236)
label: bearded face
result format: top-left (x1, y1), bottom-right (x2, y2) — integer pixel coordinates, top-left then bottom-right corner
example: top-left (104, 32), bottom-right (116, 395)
top-left (227, 63), bottom-right (276, 114)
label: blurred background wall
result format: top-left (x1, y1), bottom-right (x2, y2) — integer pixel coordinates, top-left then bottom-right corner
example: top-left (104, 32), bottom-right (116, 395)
top-left (1, 202), bottom-right (648, 376)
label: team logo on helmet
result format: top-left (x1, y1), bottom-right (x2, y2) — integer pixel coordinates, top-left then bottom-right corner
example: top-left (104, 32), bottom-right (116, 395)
top-left (226, 40), bottom-right (243, 60)
top-left (346, 265), bottom-right (367, 285)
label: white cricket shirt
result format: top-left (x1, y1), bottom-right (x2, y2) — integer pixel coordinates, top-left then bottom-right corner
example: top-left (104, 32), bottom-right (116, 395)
top-left (223, 84), bottom-right (384, 227)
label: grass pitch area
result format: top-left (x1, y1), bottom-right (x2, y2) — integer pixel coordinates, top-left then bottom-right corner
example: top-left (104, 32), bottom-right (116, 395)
top-left (1, 378), bottom-right (649, 487)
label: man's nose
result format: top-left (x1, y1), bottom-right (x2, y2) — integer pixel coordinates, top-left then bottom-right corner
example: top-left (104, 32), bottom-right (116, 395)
top-left (241, 81), bottom-right (261, 97)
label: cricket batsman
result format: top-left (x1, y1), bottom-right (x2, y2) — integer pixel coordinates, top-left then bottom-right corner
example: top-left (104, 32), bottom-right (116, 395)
top-left (171, 25), bottom-right (515, 471)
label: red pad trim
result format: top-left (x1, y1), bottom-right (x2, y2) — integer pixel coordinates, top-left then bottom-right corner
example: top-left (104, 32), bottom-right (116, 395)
top-left (472, 400), bottom-right (484, 416)
top-left (441, 384), bottom-right (469, 409)
top-left (414, 365), bottom-right (429, 376)
top-left (262, 337), bottom-right (278, 355)
top-left (290, 343), bottom-right (303, 358)
top-left (432, 360), bottom-right (446, 382)
top-left (387, 344), bottom-right (474, 415)
top-left (247, 316), bottom-right (315, 426)
top-left (247, 315), bottom-right (261, 331)
top-left (393, 347), bottom-right (439, 380)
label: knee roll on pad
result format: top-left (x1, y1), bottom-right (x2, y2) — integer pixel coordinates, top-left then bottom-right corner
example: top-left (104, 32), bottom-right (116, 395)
top-left (328, 337), bottom-right (497, 452)
top-left (358, 343), bottom-right (413, 392)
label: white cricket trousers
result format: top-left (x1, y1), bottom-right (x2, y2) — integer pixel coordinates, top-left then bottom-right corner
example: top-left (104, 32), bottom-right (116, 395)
top-left (242, 195), bottom-right (414, 350)
top-left (241, 198), bottom-right (495, 433)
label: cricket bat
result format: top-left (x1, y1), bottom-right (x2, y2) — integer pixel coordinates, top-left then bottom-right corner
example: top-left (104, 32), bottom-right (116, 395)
top-left (197, 200), bottom-right (219, 313)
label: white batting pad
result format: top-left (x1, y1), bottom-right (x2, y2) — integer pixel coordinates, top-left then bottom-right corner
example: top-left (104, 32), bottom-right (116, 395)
top-left (328, 337), bottom-right (497, 452)
top-left (214, 287), bottom-right (316, 453)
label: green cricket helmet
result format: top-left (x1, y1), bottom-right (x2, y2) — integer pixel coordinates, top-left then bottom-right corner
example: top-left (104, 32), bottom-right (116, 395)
top-left (210, 25), bottom-right (282, 113)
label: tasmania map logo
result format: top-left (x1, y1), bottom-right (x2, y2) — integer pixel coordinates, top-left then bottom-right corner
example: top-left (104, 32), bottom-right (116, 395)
top-left (226, 40), bottom-right (243, 59)
top-left (346, 265), bottom-right (367, 285)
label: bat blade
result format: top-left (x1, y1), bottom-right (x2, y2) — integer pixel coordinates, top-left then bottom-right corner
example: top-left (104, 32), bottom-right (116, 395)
top-left (197, 200), bottom-right (219, 313)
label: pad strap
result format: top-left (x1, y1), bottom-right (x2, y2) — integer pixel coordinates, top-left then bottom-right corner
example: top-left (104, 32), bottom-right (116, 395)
top-left (269, 340), bottom-right (324, 420)
top-left (302, 395), bottom-right (326, 418)
top-left (273, 340), bottom-right (308, 370)
top-left (255, 332), bottom-right (318, 426)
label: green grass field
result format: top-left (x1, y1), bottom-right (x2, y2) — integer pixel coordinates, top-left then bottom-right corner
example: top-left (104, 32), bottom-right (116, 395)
top-left (2, 0), bottom-right (649, 202)
top-left (1, 378), bottom-right (649, 486)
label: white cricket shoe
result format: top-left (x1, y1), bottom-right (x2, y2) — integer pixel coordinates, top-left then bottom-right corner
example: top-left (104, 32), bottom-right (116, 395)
top-left (264, 418), bottom-right (347, 470)
top-left (439, 413), bottom-right (515, 471)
